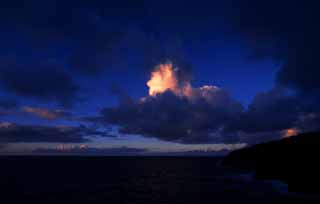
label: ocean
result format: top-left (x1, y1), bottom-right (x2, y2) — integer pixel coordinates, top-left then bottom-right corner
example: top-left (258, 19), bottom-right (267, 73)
top-left (1, 156), bottom-right (318, 203)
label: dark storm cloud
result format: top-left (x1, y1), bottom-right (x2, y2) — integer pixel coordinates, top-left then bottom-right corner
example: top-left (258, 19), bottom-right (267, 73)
top-left (0, 0), bottom-right (211, 75)
top-left (0, 0), bottom-right (147, 39)
top-left (100, 88), bottom-right (243, 144)
top-left (231, 0), bottom-right (320, 94)
top-left (220, 0), bottom-right (320, 140)
top-left (0, 122), bottom-right (110, 143)
top-left (0, 0), bottom-right (196, 109)
top-left (0, 0), bottom-right (147, 75)
top-left (98, 85), bottom-right (320, 144)
top-left (226, 88), bottom-right (301, 134)
top-left (109, 83), bottom-right (134, 106)
top-left (224, 87), bottom-right (320, 144)
top-left (0, 61), bottom-right (79, 106)
top-left (0, 0), bottom-right (218, 108)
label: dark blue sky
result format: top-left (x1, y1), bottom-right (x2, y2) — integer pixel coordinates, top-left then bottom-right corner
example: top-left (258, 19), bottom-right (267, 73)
top-left (0, 0), bottom-right (319, 155)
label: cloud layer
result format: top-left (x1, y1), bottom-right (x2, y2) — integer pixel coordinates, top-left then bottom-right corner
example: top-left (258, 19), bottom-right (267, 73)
top-left (32, 146), bottom-right (148, 155)
top-left (21, 106), bottom-right (72, 120)
top-left (97, 62), bottom-right (244, 143)
top-left (231, 0), bottom-right (320, 95)
top-left (0, 122), bottom-right (110, 143)
top-left (0, 61), bottom-right (79, 106)
top-left (98, 61), bottom-right (320, 144)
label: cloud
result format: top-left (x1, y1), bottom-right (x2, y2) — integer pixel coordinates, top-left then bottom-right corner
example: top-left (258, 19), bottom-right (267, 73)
top-left (97, 62), bottom-right (314, 144)
top-left (0, 0), bottom-right (199, 110)
top-left (231, 0), bottom-right (320, 95)
top-left (0, 122), bottom-right (110, 143)
top-left (97, 62), bottom-right (243, 144)
top-left (226, 88), bottom-right (300, 134)
top-left (101, 89), bottom-right (243, 144)
top-left (109, 83), bottom-right (134, 106)
top-left (0, 61), bottom-right (79, 106)
top-left (296, 113), bottom-right (320, 132)
top-left (28, 144), bottom-right (247, 156)
top-left (32, 146), bottom-right (148, 155)
top-left (223, 87), bottom-right (320, 143)
top-left (212, 1), bottom-right (320, 142)
top-left (0, 122), bottom-right (12, 128)
top-left (0, 99), bottom-right (18, 116)
top-left (0, 143), bottom-right (6, 150)
top-left (98, 61), bottom-right (319, 144)
top-left (0, 99), bottom-right (18, 109)
top-left (0, 0), bottom-right (318, 146)
top-left (0, 112), bottom-right (7, 117)
top-left (21, 106), bottom-right (72, 120)
top-left (66, 31), bottom-right (124, 75)
top-left (0, 0), bottom-right (148, 75)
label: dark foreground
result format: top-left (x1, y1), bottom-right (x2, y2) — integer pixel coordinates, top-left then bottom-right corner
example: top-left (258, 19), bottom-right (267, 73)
top-left (1, 156), bottom-right (319, 204)
top-left (223, 132), bottom-right (320, 194)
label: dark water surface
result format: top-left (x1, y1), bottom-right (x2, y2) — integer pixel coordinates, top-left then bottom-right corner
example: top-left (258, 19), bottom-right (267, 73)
top-left (1, 156), bottom-right (318, 203)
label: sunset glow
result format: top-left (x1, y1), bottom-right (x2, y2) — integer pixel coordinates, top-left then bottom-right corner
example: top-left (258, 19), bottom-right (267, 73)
top-left (147, 63), bottom-right (179, 96)
top-left (146, 62), bottom-right (194, 98)
top-left (282, 128), bottom-right (299, 138)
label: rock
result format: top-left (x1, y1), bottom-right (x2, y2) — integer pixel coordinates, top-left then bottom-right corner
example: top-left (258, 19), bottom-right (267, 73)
top-left (222, 132), bottom-right (320, 194)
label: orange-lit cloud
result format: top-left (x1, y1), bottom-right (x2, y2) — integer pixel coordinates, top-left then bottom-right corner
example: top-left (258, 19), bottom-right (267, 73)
top-left (147, 63), bottom-right (179, 96)
top-left (21, 106), bottom-right (67, 120)
top-left (147, 62), bottom-right (192, 97)
top-left (146, 63), bottom-right (225, 105)
top-left (0, 122), bottom-right (14, 129)
top-left (282, 128), bottom-right (299, 138)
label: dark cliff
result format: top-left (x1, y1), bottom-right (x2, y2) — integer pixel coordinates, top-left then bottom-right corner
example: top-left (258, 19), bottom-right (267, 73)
top-left (222, 132), bottom-right (320, 193)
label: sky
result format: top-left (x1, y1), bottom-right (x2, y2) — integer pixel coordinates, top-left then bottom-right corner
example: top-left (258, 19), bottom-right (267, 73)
top-left (0, 0), bottom-right (319, 155)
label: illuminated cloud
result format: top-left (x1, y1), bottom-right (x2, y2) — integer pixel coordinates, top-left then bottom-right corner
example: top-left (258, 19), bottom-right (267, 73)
top-left (147, 62), bottom-right (192, 97)
top-left (146, 62), bottom-right (224, 102)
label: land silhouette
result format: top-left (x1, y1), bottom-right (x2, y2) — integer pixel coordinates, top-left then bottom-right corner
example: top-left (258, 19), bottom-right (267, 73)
top-left (223, 132), bottom-right (320, 194)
